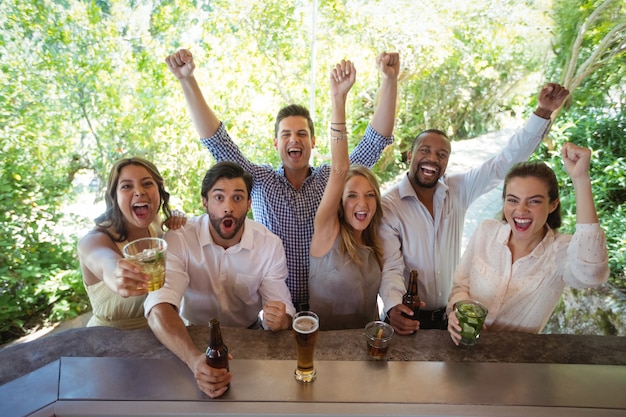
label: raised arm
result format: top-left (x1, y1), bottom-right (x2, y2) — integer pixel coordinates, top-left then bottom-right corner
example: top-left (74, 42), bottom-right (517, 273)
top-left (561, 142), bottom-right (598, 224)
top-left (348, 53), bottom-right (398, 167)
top-left (560, 142), bottom-right (609, 288)
top-left (309, 59), bottom-right (356, 258)
top-left (457, 83), bottom-right (571, 208)
top-left (166, 49), bottom-right (220, 138)
top-left (534, 83), bottom-right (569, 120)
top-left (370, 52), bottom-right (399, 136)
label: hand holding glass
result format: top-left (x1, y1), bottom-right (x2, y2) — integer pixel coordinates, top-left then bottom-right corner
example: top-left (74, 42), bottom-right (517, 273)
top-left (454, 299), bottom-right (488, 346)
top-left (122, 237), bottom-right (167, 292)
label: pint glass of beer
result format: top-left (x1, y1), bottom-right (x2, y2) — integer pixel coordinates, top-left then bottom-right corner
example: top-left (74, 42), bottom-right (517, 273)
top-left (292, 311), bottom-right (319, 383)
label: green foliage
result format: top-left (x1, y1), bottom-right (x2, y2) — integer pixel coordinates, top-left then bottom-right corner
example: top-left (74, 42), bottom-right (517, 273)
top-left (0, 150), bottom-right (89, 343)
top-left (537, 109), bottom-right (626, 292)
top-left (537, 0), bottom-right (625, 293)
top-left (549, 0), bottom-right (626, 109)
top-left (1, 0), bottom-right (624, 343)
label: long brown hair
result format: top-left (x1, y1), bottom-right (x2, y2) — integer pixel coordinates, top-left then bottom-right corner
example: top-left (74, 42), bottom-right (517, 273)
top-left (94, 157), bottom-right (171, 241)
top-left (337, 165), bottom-right (384, 268)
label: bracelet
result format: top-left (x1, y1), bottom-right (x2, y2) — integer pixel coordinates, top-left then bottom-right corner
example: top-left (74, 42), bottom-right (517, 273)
top-left (330, 122), bottom-right (346, 125)
top-left (330, 129), bottom-right (346, 142)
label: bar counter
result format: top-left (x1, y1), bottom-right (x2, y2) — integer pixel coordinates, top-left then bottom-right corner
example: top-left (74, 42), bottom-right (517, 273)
top-left (1, 326), bottom-right (625, 416)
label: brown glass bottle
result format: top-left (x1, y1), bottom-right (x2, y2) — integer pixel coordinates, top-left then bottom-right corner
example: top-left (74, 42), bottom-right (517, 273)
top-left (206, 318), bottom-right (229, 371)
top-left (401, 270), bottom-right (421, 320)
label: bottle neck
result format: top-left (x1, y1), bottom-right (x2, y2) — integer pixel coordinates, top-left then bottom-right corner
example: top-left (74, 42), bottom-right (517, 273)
top-left (408, 271), bottom-right (419, 296)
top-left (208, 320), bottom-right (224, 346)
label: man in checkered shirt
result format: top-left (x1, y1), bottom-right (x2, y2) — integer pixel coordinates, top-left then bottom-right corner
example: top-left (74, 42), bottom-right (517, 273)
top-left (166, 49), bottom-right (398, 310)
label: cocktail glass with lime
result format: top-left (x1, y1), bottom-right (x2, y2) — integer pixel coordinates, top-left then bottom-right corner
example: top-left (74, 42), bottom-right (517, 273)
top-left (454, 299), bottom-right (488, 346)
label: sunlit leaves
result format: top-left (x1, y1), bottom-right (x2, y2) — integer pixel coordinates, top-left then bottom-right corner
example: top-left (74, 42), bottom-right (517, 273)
top-left (1, 0), bottom-right (624, 342)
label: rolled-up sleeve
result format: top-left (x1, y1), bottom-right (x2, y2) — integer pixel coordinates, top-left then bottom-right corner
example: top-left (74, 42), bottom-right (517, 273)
top-left (565, 223), bottom-right (610, 288)
top-left (258, 236), bottom-right (296, 318)
top-left (144, 230), bottom-right (190, 317)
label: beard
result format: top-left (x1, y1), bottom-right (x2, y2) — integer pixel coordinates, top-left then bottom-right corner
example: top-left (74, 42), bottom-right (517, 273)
top-left (208, 212), bottom-right (247, 241)
top-left (410, 167), bottom-right (440, 189)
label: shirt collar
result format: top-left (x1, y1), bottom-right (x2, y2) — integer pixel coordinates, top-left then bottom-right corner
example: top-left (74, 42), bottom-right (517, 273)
top-left (498, 222), bottom-right (556, 257)
top-left (277, 164), bottom-right (313, 177)
top-left (198, 215), bottom-right (253, 252)
top-left (238, 218), bottom-right (254, 250)
top-left (276, 165), bottom-right (315, 189)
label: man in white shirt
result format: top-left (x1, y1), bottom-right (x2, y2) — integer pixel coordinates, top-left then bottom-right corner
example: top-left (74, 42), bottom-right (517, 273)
top-left (379, 83), bottom-right (570, 334)
top-left (145, 161), bottom-right (295, 398)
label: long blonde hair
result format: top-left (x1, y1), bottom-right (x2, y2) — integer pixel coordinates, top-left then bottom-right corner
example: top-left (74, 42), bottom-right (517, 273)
top-left (337, 165), bottom-right (384, 268)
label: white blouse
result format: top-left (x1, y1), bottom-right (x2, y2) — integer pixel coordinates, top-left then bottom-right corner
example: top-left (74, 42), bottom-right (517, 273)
top-left (448, 219), bottom-right (609, 333)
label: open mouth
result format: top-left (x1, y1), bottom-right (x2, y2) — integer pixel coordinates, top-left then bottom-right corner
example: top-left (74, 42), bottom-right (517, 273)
top-left (222, 217), bottom-right (235, 231)
top-left (355, 211), bottom-right (368, 221)
top-left (133, 202), bottom-right (150, 219)
top-left (513, 217), bottom-right (532, 231)
top-left (419, 163), bottom-right (439, 178)
top-left (287, 147), bottom-right (303, 158)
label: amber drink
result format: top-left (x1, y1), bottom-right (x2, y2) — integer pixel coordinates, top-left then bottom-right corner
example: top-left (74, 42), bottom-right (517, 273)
top-left (122, 237), bottom-right (167, 291)
top-left (364, 321), bottom-right (394, 360)
top-left (292, 311), bottom-right (319, 383)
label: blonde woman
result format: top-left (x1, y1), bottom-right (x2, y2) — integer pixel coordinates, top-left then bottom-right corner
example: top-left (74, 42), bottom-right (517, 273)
top-left (309, 53), bottom-right (398, 330)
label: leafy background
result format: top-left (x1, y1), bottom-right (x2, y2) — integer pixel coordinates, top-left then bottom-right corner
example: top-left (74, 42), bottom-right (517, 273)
top-left (1, 0), bottom-right (624, 344)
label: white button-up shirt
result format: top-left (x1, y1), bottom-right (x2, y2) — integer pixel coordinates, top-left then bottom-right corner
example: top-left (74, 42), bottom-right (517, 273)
top-left (144, 215), bottom-right (295, 327)
top-left (379, 114), bottom-right (551, 312)
top-left (448, 220), bottom-right (609, 333)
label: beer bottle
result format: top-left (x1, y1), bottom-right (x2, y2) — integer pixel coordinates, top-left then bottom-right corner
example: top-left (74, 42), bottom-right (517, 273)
top-left (206, 318), bottom-right (229, 371)
top-left (401, 270), bottom-right (421, 320)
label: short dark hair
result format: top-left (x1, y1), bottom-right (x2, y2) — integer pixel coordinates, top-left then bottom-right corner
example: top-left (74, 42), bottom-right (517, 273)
top-left (274, 104), bottom-right (315, 138)
top-left (502, 161), bottom-right (562, 229)
top-left (201, 161), bottom-right (253, 199)
top-left (410, 129), bottom-right (449, 152)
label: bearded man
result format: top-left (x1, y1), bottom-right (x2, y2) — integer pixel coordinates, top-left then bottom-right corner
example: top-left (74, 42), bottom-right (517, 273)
top-left (145, 161), bottom-right (294, 398)
top-left (379, 83), bottom-right (570, 334)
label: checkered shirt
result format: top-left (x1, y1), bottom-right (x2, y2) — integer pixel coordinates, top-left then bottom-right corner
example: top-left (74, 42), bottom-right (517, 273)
top-left (201, 123), bottom-right (393, 306)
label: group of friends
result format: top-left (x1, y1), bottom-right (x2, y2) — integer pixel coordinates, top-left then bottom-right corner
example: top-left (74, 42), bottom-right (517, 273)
top-left (77, 50), bottom-right (610, 398)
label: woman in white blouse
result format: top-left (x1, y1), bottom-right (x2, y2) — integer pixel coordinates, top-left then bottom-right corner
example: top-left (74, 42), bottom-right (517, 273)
top-left (447, 142), bottom-right (609, 343)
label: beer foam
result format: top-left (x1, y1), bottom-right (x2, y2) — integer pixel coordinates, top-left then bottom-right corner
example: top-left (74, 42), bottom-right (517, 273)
top-left (293, 316), bottom-right (319, 334)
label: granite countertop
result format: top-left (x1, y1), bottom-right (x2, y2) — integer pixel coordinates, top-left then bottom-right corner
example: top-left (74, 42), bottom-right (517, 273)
top-left (1, 325), bottom-right (625, 385)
